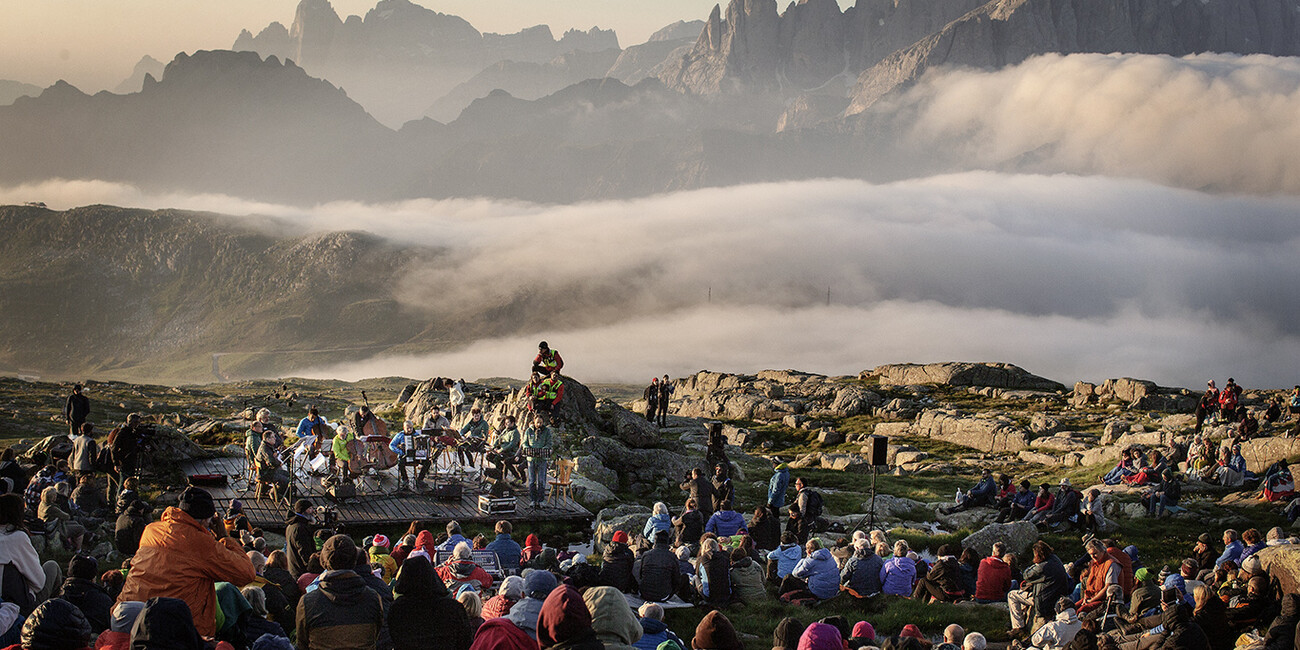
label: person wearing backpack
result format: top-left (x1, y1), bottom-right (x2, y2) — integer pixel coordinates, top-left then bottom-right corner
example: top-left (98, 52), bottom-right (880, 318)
top-left (792, 478), bottom-right (822, 545)
top-left (1219, 380), bottom-right (1240, 423)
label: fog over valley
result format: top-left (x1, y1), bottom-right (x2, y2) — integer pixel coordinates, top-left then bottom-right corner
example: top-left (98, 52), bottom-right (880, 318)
top-left (2, 0), bottom-right (1298, 388)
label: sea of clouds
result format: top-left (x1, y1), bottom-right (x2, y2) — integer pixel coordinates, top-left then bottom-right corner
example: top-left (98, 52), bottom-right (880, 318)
top-left (3, 52), bottom-right (1299, 388)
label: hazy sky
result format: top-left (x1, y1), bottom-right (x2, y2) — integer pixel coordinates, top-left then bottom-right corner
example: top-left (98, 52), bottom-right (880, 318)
top-left (0, 0), bottom-right (853, 91)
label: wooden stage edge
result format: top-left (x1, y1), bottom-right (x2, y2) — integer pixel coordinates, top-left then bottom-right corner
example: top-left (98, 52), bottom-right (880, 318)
top-left (181, 455), bottom-right (594, 531)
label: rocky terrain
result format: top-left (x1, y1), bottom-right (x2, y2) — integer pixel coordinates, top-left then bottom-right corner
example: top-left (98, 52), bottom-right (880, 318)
top-left (2, 360), bottom-right (1296, 640)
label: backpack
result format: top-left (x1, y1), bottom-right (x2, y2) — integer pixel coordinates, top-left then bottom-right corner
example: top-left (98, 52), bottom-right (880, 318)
top-left (803, 489), bottom-right (824, 521)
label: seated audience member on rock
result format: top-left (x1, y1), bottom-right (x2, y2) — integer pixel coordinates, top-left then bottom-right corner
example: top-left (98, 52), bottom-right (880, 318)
top-left (633, 530), bottom-right (682, 603)
top-left (705, 500), bottom-right (747, 538)
top-left (728, 546), bottom-right (766, 604)
top-left (788, 539), bottom-right (839, 601)
top-left (944, 469), bottom-right (997, 514)
top-left (115, 487), bottom-right (255, 638)
top-left (634, 602), bottom-right (683, 650)
top-left (1029, 597), bottom-right (1082, 650)
top-left (840, 537), bottom-right (884, 598)
top-left (486, 520), bottom-right (522, 574)
top-left (912, 544), bottom-right (966, 603)
top-left (505, 569), bottom-right (558, 641)
top-left (696, 537), bottom-right (731, 605)
top-left (1009, 540), bottom-right (1071, 637)
top-left (880, 539), bottom-right (917, 597)
top-left (437, 542), bottom-right (495, 592)
top-left (999, 480), bottom-right (1037, 523)
top-left (768, 530), bottom-right (803, 582)
top-left (673, 498), bottom-right (705, 551)
top-left (600, 531), bottom-right (637, 594)
top-left (975, 542), bottom-right (1012, 603)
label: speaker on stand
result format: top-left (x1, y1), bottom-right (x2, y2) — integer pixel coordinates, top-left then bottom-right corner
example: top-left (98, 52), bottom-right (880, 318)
top-left (867, 436), bottom-right (889, 532)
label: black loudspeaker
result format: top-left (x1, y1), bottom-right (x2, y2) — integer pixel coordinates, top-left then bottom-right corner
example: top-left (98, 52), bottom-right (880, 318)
top-left (869, 436), bottom-right (889, 466)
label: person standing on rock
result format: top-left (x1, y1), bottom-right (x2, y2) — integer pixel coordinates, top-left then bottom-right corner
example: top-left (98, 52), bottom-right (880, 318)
top-left (711, 464), bottom-right (734, 513)
top-left (446, 378), bottom-right (466, 419)
top-left (64, 384), bottom-right (91, 440)
top-left (656, 375), bottom-right (672, 428)
top-left (643, 379), bottom-right (659, 422)
top-left (768, 459), bottom-right (790, 510)
top-left (107, 413), bottom-right (144, 504)
top-left (531, 341), bottom-right (563, 375)
top-left (1219, 378), bottom-right (1241, 423)
top-left (1196, 381), bottom-right (1220, 433)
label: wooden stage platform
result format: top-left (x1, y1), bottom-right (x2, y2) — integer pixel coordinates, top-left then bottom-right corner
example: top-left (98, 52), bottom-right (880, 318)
top-left (181, 455), bottom-right (593, 530)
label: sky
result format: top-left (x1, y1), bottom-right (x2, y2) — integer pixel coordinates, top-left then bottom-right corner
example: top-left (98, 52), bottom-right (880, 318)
top-left (0, 0), bottom-right (852, 91)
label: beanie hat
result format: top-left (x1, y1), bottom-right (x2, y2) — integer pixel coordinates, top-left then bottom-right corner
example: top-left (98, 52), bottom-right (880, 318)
top-left (900, 624), bottom-right (924, 639)
top-left (67, 554), bottom-right (97, 580)
top-left (1135, 567), bottom-right (1150, 583)
top-left (692, 610), bottom-right (742, 650)
top-left (773, 617), bottom-right (805, 650)
top-left (526, 533), bottom-right (540, 547)
top-left (372, 534), bottom-right (390, 549)
top-left (850, 621), bottom-right (876, 642)
top-left (322, 534), bottom-right (358, 571)
top-left (21, 598), bottom-right (91, 650)
top-left (1241, 555), bottom-right (1262, 575)
top-left (110, 601), bottom-right (145, 634)
top-left (177, 487), bottom-right (215, 520)
top-left (798, 622), bottom-right (843, 650)
top-left (524, 568), bottom-right (558, 598)
top-left (612, 531), bottom-right (628, 544)
top-left (294, 499), bottom-right (312, 514)
top-left (229, 499), bottom-right (243, 514)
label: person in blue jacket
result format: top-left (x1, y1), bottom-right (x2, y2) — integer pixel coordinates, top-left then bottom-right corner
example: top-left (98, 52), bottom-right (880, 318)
top-left (791, 539), bottom-right (840, 600)
top-left (840, 538), bottom-right (884, 597)
top-left (767, 531), bottom-right (803, 580)
top-left (768, 461), bottom-right (790, 509)
top-left (643, 502), bottom-right (673, 541)
top-left (1216, 529), bottom-right (1244, 567)
top-left (944, 469), bottom-right (997, 514)
top-left (633, 602), bottom-right (684, 650)
top-left (880, 540), bottom-right (918, 596)
top-left (486, 520), bottom-right (522, 573)
top-left (705, 501), bottom-right (748, 538)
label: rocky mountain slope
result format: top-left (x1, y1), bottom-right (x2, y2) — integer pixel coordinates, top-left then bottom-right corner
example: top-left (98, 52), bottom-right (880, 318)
top-left (0, 80), bottom-right (41, 106)
top-left (0, 204), bottom-right (438, 382)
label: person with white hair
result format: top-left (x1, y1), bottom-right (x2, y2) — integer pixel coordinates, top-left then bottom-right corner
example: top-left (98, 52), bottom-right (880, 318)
top-left (483, 574), bottom-right (524, 619)
top-left (644, 502), bottom-right (672, 540)
top-left (436, 541), bottom-right (494, 592)
top-left (963, 632), bottom-right (988, 650)
top-left (239, 585), bottom-right (288, 640)
top-left (1029, 597), bottom-right (1081, 650)
top-left (634, 602), bottom-right (685, 650)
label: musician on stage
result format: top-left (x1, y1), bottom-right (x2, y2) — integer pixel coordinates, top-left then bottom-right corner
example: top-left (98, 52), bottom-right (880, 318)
top-left (354, 405), bottom-right (377, 436)
top-left (331, 424), bottom-right (356, 483)
top-left (255, 429), bottom-right (290, 502)
top-left (423, 407), bottom-right (451, 431)
top-left (485, 415), bottom-right (521, 487)
top-left (389, 420), bottom-right (431, 492)
top-left (457, 407), bottom-right (489, 467)
top-left (295, 406), bottom-right (327, 445)
top-left (256, 408), bottom-right (284, 451)
top-left (521, 412), bottom-right (554, 508)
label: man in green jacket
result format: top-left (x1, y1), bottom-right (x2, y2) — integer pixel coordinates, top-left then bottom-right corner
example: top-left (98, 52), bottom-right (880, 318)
top-left (521, 412), bottom-right (553, 508)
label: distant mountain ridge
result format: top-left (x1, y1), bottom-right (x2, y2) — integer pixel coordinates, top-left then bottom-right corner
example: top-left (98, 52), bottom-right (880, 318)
top-left (233, 0), bottom-right (620, 126)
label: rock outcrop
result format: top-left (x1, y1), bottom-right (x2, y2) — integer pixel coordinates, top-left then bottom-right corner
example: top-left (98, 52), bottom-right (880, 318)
top-left (864, 362), bottom-right (1064, 392)
top-left (962, 521), bottom-right (1039, 557)
top-left (671, 370), bottom-right (881, 423)
top-left (593, 504), bottom-right (652, 553)
top-left (1070, 378), bottom-right (1196, 413)
top-left (1253, 544), bottom-right (1300, 597)
top-left (912, 410), bottom-right (1030, 453)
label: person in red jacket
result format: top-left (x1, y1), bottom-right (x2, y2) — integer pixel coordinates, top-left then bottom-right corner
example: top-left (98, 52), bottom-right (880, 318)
top-left (975, 542), bottom-right (1013, 603)
top-left (436, 543), bottom-right (494, 592)
top-left (531, 342), bottom-right (563, 375)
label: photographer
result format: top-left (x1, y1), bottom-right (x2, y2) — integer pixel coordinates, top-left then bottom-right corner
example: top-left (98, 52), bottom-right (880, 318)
top-left (285, 498), bottom-right (317, 577)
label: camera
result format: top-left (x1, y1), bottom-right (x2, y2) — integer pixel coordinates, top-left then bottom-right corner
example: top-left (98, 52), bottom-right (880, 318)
top-left (315, 505), bottom-right (339, 526)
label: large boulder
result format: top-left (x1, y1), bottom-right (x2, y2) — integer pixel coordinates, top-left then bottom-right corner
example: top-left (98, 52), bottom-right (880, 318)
top-left (829, 386), bottom-right (883, 418)
top-left (863, 363), bottom-right (1064, 391)
top-left (1254, 545), bottom-right (1300, 596)
top-left (1238, 437), bottom-right (1300, 474)
top-left (934, 506), bottom-right (998, 531)
top-left (606, 405), bottom-right (661, 448)
top-left (593, 504), bottom-right (652, 553)
top-left (570, 476), bottom-right (616, 510)
top-left (860, 494), bottom-right (927, 520)
top-left (914, 410), bottom-right (1030, 453)
top-left (573, 455), bottom-right (619, 491)
top-left (581, 436), bottom-right (695, 485)
top-left (484, 375), bottom-right (604, 444)
top-left (1097, 378), bottom-right (1158, 404)
top-left (961, 521), bottom-right (1039, 557)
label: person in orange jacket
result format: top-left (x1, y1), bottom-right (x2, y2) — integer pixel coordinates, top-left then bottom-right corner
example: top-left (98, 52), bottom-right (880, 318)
top-left (115, 487), bottom-right (256, 638)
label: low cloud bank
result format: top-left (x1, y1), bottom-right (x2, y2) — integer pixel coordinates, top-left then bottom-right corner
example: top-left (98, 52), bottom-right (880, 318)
top-left (6, 171), bottom-right (1298, 389)
top-left (884, 53), bottom-right (1300, 194)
